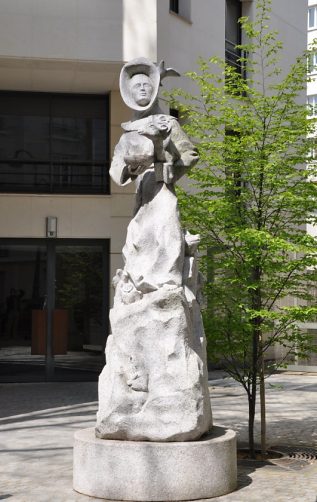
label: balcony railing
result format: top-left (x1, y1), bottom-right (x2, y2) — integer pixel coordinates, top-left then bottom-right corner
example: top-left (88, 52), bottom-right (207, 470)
top-left (225, 39), bottom-right (246, 78)
top-left (0, 159), bottom-right (110, 194)
top-left (0, 159), bottom-right (110, 195)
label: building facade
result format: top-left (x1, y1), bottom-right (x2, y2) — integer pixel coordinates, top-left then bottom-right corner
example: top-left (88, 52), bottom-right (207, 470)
top-left (291, 0), bottom-right (317, 371)
top-left (0, 0), bottom-right (307, 381)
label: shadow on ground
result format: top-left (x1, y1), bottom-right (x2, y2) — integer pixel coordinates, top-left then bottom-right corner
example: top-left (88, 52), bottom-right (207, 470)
top-left (0, 382), bottom-right (98, 419)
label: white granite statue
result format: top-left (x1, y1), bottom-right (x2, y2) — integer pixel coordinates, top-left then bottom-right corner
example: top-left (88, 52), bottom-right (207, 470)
top-left (95, 58), bottom-right (212, 441)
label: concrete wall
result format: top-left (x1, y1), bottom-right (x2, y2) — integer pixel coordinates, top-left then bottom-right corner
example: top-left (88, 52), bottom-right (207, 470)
top-left (243, 0), bottom-right (307, 74)
top-left (0, 0), bottom-right (124, 62)
top-left (0, 0), bottom-right (124, 93)
top-left (156, 0), bottom-right (306, 95)
top-left (157, 0), bottom-right (225, 73)
top-left (0, 0), bottom-right (158, 94)
top-left (123, 0), bottom-right (157, 62)
top-left (156, 0), bottom-right (224, 101)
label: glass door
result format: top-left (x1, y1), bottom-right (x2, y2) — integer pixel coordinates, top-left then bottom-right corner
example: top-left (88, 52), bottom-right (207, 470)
top-left (0, 239), bottom-right (109, 382)
top-left (0, 241), bottom-right (47, 382)
top-left (53, 242), bottom-right (108, 380)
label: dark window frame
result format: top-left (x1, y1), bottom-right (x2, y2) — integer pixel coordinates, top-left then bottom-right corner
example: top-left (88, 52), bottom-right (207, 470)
top-left (169, 0), bottom-right (191, 22)
top-left (225, 0), bottom-right (245, 76)
top-left (170, 0), bottom-right (179, 14)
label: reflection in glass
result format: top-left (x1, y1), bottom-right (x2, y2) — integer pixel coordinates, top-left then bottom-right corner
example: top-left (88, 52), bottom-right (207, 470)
top-left (0, 241), bottom-right (108, 382)
top-left (0, 244), bottom-right (47, 382)
top-left (54, 244), bottom-right (106, 378)
top-left (0, 92), bottom-right (109, 194)
top-left (55, 245), bottom-right (104, 350)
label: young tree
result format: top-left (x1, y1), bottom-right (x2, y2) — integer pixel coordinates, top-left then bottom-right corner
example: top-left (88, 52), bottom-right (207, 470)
top-left (170, 0), bottom-right (317, 458)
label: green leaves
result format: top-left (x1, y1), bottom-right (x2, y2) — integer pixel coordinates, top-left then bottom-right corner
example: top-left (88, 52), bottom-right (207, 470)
top-left (169, 0), bottom-right (317, 384)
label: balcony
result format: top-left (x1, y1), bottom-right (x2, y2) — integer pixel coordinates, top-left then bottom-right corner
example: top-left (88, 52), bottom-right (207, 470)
top-left (0, 159), bottom-right (110, 195)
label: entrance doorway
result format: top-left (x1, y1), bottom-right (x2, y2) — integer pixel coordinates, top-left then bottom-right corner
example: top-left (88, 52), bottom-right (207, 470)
top-left (0, 239), bottom-right (109, 382)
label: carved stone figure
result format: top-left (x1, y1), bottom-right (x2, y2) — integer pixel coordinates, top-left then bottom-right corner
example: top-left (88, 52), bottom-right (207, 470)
top-left (95, 57), bottom-right (212, 441)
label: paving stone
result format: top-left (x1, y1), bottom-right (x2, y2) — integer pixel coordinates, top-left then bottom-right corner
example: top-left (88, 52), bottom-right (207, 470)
top-left (0, 373), bottom-right (316, 501)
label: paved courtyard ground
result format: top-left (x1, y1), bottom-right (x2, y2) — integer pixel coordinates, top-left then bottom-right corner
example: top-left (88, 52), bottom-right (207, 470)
top-left (0, 372), bottom-right (316, 501)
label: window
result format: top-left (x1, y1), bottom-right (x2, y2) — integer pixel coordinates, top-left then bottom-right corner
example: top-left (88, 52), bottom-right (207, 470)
top-left (309, 143), bottom-right (317, 162)
top-left (225, 0), bottom-right (243, 73)
top-left (308, 95), bottom-right (317, 116)
top-left (0, 92), bottom-right (109, 194)
top-left (170, 0), bottom-right (179, 14)
top-left (308, 137), bottom-right (317, 163)
top-left (308, 52), bottom-right (317, 74)
top-left (308, 6), bottom-right (317, 29)
top-left (169, 0), bottom-right (191, 21)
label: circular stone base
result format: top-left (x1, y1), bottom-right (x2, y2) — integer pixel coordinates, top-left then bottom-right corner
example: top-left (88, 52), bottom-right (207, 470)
top-left (73, 426), bottom-right (237, 501)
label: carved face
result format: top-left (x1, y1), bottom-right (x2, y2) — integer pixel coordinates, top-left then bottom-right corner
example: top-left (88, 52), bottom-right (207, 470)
top-left (130, 74), bottom-right (154, 107)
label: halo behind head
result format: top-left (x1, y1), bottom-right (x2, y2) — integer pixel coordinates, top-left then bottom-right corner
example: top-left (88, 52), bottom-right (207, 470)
top-left (120, 58), bottom-right (160, 112)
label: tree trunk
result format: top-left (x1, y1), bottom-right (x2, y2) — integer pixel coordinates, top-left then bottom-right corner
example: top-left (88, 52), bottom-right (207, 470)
top-left (248, 326), bottom-right (259, 459)
top-left (248, 386), bottom-right (256, 459)
top-left (249, 265), bottom-right (262, 458)
top-left (259, 335), bottom-right (266, 457)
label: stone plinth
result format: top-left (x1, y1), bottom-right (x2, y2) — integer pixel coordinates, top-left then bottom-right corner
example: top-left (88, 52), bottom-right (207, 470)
top-left (73, 426), bottom-right (237, 501)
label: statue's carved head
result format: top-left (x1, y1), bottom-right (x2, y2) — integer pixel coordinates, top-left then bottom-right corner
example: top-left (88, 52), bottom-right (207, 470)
top-left (120, 58), bottom-right (160, 113)
top-left (129, 74), bottom-right (153, 107)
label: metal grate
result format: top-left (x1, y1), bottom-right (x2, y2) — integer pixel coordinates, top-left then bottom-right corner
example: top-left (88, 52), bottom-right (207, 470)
top-left (269, 446), bottom-right (317, 470)
top-left (273, 446), bottom-right (317, 462)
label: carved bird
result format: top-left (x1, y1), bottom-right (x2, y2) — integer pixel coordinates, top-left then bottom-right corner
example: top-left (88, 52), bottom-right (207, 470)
top-left (157, 60), bottom-right (180, 85)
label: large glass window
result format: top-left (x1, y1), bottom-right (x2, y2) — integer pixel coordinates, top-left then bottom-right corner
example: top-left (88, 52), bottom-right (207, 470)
top-left (308, 51), bottom-right (317, 74)
top-left (308, 6), bottom-right (317, 29)
top-left (308, 95), bottom-right (317, 116)
top-left (0, 92), bottom-right (109, 194)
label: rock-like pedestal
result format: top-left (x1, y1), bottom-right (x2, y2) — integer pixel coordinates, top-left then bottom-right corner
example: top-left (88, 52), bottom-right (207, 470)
top-left (95, 286), bottom-right (212, 442)
top-left (73, 426), bottom-right (237, 501)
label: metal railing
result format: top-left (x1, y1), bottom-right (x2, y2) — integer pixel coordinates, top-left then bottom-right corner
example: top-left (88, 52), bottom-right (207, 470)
top-left (0, 159), bottom-right (110, 194)
top-left (225, 39), bottom-right (247, 78)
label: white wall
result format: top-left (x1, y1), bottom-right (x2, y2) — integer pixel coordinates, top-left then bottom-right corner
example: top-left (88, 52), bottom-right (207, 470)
top-left (156, 0), bottom-right (225, 98)
top-left (157, 0), bottom-right (225, 72)
top-left (243, 0), bottom-right (307, 75)
top-left (0, 0), bottom-right (123, 61)
top-left (0, 0), bottom-right (125, 93)
top-left (123, 0), bottom-right (157, 62)
top-left (0, 0), bottom-right (159, 94)
top-left (155, 0), bottom-right (307, 113)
